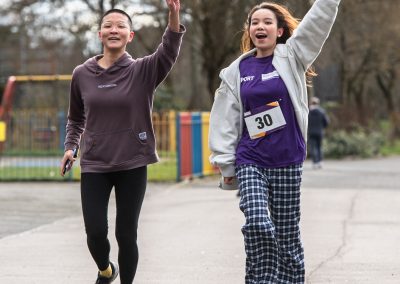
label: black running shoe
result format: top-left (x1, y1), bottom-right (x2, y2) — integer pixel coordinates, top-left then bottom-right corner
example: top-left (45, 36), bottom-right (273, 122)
top-left (95, 261), bottom-right (119, 284)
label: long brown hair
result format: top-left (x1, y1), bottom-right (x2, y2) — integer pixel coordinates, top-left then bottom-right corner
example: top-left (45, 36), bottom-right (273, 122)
top-left (241, 2), bottom-right (316, 81)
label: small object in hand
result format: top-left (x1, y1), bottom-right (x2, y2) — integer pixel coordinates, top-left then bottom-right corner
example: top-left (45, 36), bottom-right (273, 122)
top-left (63, 148), bottom-right (78, 175)
top-left (218, 176), bottom-right (238, 190)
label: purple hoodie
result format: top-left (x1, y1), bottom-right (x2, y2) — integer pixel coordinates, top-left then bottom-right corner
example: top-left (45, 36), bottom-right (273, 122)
top-left (64, 26), bottom-right (185, 173)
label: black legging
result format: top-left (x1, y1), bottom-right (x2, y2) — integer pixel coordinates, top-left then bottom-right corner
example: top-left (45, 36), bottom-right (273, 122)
top-left (81, 166), bottom-right (147, 284)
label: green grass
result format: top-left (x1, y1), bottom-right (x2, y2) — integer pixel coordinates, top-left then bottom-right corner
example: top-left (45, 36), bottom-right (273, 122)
top-left (148, 159), bottom-right (177, 182)
top-left (380, 140), bottom-right (400, 156)
top-left (0, 156), bottom-right (177, 182)
top-left (0, 167), bottom-right (66, 181)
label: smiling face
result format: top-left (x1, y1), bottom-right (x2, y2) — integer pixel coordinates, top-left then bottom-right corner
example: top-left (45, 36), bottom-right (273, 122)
top-left (98, 12), bottom-right (134, 53)
top-left (249, 8), bottom-right (284, 57)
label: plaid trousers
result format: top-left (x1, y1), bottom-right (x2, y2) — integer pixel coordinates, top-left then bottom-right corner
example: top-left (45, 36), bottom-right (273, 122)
top-left (236, 164), bottom-right (305, 284)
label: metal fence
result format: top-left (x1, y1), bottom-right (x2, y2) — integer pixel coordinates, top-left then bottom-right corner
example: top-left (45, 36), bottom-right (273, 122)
top-left (0, 109), bottom-right (176, 181)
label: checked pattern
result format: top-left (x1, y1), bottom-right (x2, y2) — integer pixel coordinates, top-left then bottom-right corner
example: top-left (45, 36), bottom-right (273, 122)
top-left (236, 164), bottom-right (305, 284)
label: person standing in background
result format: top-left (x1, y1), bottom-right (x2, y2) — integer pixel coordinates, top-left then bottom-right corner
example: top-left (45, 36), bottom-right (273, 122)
top-left (60, 1), bottom-right (184, 283)
top-left (308, 96), bottom-right (329, 169)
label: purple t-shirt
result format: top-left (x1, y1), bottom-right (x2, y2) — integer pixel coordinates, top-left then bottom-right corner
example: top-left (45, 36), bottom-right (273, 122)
top-left (236, 55), bottom-right (306, 168)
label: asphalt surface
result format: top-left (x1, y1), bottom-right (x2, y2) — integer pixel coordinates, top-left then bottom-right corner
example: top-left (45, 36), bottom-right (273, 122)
top-left (0, 157), bottom-right (399, 283)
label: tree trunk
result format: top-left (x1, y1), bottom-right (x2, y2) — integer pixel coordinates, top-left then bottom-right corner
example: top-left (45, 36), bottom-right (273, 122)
top-left (376, 71), bottom-right (400, 140)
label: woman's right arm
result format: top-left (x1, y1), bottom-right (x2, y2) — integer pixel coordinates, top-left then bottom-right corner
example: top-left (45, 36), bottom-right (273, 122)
top-left (60, 72), bottom-right (85, 176)
top-left (64, 73), bottom-right (85, 151)
top-left (209, 81), bottom-right (241, 178)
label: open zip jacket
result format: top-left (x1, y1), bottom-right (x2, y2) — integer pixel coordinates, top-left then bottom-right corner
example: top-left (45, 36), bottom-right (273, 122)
top-left (209, 0), bottom-right (341, 177)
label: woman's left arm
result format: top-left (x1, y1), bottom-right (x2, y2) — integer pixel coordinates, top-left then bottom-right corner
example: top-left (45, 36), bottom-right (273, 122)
top-left (166, 0), bottom-right (180, 32)
top-left (288, 0), bottom-right (341, 69)
top-left (140, 0), bottom-right (184, 90)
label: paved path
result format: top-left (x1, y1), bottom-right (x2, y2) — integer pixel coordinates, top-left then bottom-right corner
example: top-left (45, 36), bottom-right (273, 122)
top-left (0, 157), bottom-right (399, 283)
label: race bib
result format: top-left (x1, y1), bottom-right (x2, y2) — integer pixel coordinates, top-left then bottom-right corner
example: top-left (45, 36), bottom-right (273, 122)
top-left (244, 101), bottom-right (286, 139)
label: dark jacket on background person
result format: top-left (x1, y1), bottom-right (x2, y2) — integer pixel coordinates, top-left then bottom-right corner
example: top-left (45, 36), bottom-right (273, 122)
top-left (308, 105), bottom-right (329, 137)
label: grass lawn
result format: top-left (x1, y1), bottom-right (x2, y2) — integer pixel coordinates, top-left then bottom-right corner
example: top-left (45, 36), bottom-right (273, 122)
top-left (0, 156), bottom-right (177, 182)
top-left (0, 167), bottom-right (65, 181)
top-left (148, 159), bottom-right (177, 182)
top-left (380, 140), bottom-right (400, 156)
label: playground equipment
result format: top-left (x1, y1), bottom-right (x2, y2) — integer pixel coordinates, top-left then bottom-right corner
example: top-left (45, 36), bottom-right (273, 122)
top-left (0, 75), bottom-right (72, 120)
top-left (0, 75), bottom-right (72, 152)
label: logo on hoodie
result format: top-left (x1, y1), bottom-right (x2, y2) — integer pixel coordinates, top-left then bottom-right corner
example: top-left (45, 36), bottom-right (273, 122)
top-left (139, 132), bottom-right (147, 141)
top-left (98, 83), bottom-right (117, 89)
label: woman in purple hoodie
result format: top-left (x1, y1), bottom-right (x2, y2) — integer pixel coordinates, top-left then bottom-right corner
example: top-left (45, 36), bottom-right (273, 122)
top-left (59, 1), bottom-right (184, 283)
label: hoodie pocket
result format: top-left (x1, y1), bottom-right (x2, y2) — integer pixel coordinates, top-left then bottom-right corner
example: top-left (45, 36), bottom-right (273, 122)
top-left (81, 128), bottom-right (151, 166)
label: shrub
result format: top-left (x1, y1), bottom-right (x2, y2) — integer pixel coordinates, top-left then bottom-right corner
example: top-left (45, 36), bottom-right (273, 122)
top-left (323, 129), bottom-right (384, 158)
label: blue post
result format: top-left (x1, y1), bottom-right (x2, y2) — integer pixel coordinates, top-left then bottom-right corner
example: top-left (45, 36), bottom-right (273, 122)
top-left (191, 112), bottom-right (202, 177)
top-left (58, 111), bottom-right (66, 150)
top-left (176, 112), bottom-right (181, 182)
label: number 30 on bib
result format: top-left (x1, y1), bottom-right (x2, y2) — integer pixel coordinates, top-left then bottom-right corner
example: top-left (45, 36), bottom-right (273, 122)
top-left (244, 102), bottom-right (287, 139)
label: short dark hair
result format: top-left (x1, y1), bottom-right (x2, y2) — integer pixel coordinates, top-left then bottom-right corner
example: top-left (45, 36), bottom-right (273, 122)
top-left (99, 8), bottom-right (133, 30)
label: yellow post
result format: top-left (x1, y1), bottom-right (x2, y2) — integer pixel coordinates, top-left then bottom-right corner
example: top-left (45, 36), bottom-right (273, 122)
top-left (14, 75), bottom-right (72, 82)
top-left (0, 121), bottom-right (6, 142)
top-left (168, 110), bottom-right (176, 153)
top-left (201, 112), bottom-right (214, 175)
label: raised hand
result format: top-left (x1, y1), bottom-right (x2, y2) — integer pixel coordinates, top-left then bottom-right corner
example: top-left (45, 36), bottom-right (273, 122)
top-left (166, 0), bottom-right (180, 14)
top-left (166, 0), bottom-right (180, 32)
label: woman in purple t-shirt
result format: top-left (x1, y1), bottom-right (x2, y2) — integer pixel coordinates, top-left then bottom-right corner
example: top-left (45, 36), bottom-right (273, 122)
top-left (209, 1), bottom-right (340, 283)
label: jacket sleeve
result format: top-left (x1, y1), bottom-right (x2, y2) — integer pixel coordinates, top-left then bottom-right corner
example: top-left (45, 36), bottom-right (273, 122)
top-left (64, 71), bottom-right (85, 152)
top-left (208, 80), bottom-right (241, 177)
top-left (322, 109), bottom-right (330, 128)
top-left (141, 25), bottom-right (185, 91)
top-left (287, 0), bottom-right (341, 70)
